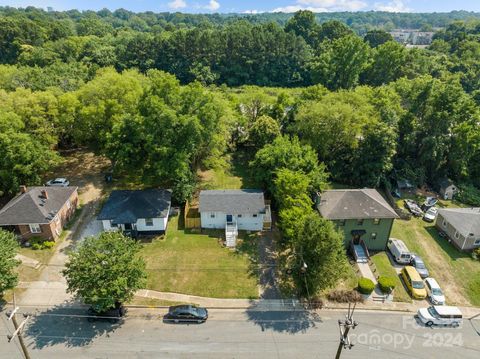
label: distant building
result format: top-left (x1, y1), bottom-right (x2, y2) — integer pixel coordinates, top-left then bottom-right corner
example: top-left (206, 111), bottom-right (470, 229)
top-left (390, 29), bottom-right (435, 46)
top-left (436, 208), bottom-right (480, 252)
top-left (437, 179), bottom-right (458, 200)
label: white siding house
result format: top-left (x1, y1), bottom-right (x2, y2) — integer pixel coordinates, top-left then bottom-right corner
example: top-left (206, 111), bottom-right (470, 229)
top-left (98, 189), bottom-right (171, 237)
top-left (199, 190), bottom-right (267, 246)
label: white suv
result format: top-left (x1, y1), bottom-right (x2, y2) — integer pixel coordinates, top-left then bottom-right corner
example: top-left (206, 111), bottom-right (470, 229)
top-left (417, 306), bottom-right (462, 327)
top-left (46, 178), bottom-right (70, 187)
top-left (425, 278), bottom-right (445, 305)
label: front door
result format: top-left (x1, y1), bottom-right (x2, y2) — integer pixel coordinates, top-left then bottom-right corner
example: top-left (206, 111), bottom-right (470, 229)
top-left (226, 214), bottom-right (233, 223)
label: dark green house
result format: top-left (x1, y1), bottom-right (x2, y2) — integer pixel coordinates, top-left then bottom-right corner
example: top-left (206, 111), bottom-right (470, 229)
top-left (316, 189), bottom-right (399, 252)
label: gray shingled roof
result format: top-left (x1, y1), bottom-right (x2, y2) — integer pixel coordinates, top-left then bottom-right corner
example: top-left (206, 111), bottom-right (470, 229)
top-left (317, 189), bottom-right (399, 220)
top-left (199, 190), bottom-right (265, 214)
top-left (438, 208), bottom-right (480, 237)
top-left (0, 186), bottom-right (77, 225)
top-left (97, 189), bottom-right (172, 224)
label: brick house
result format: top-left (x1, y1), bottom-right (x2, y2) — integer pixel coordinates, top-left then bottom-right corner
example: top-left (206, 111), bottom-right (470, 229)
top-left (0, 186), bottom-right (78, 242)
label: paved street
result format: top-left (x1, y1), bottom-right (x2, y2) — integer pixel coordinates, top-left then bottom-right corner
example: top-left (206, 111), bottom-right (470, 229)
top-left (1, 307), bottom-right (479, 359)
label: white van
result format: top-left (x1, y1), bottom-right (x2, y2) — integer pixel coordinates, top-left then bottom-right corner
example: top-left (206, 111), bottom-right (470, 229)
top-left (387, 238), bottom-right (412, 264)
top-left (417, 306), bottom-right (462, 327)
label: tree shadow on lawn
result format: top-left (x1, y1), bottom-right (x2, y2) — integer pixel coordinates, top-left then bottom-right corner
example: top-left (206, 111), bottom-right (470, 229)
top-left (26, 302), bottom-right (121, 349)
top-left (425, 227), bottom-right (471, 261)
top-left (246, 303), bottom-right (322, 334)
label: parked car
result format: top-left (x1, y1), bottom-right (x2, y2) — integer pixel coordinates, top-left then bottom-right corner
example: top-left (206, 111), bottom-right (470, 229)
top-left (421, 197), bottom-right (438, 211)
top-left (410, 255), bottom-right (429, 278)
top-left (416, 306), bottom-right (462, 327)
top-left (387, 238), bottom-right (413, 264)
top-left (423, 207), bottom-right (438, 222)
top-left (46, 178), bottom-right (70, 187)
top-left (404, 199), bottom-right (423, 217)
top-left (87, 304), bottom-right (126, 323)
top-left (425, 278), bottom-right (446, 305)
top-left (164, 305), bottom-right (208, 324)
top-left (401, 266), bottom-right (427, 299)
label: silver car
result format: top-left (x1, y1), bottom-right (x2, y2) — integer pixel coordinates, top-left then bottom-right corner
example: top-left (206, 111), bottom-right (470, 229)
top-left (410, 255), bottom-right (429, 278)
top-left (46, 178), bottom-right (70, 187)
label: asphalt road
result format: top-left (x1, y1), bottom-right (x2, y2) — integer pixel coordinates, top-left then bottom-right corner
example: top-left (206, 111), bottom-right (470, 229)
top-left (1, 307), bottom-right (479, 359)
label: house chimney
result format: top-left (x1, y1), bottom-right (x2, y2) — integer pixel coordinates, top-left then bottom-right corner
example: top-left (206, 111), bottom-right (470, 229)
top-left (41, 189), bottom-right (48, 199)
top-left (20, 185), bottom-right (27, 194)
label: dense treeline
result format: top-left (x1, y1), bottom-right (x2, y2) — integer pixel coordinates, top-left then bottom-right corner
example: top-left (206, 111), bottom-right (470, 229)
top-left (1, 8), bottom-right (480, 89)
top-left (1, 10), bottom-right (480, 205)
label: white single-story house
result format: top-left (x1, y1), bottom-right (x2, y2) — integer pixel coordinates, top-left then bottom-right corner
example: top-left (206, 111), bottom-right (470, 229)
top-left (438, 178), bottom-right (458, 200)
top-left (436, 207), bottom-right (480, 252)
top-left (97, 189), bottom-right (171, 236)
top-left (199, 189), bottom-right (270, 246)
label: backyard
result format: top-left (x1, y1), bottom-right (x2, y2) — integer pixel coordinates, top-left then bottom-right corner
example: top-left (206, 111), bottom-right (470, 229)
top-left (139, 215), bottom-right (259, 299)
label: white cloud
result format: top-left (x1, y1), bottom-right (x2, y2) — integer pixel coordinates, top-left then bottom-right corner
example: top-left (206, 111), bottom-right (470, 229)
top-left (168, 0), bottom-right (187, 10)
top-left (204, 0), bottom-right (220, 11)
top-left (243, 10), bottom-right (262, 14)
top-left (374, 0), bottom-right (411, 12)
top-left (272, 0), bottom-right (367, 13)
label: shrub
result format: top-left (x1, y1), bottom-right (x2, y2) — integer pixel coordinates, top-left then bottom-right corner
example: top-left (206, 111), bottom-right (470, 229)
top-left (473, 248), bottom-right (480, 261)
top-left (29, 237), bottom-right (55, 250)
top-left (43, 241), bottom-right (55, 249)
top-left (327, 290), bottom-right (365, 303)
top-left (378, 276), bottom-right (396, 293)
top-left (357, 277), bottom-right (375, 295)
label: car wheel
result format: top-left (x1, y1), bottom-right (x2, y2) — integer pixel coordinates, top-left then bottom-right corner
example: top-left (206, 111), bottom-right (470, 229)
top-left (197, 320), bottom-right (202, 324)
top-left (426, 321), bottom-right (434, 327)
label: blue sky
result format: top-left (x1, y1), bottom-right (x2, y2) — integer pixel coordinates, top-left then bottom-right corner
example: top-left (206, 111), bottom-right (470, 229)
top-left (1, 1), bottom-right (480, 13)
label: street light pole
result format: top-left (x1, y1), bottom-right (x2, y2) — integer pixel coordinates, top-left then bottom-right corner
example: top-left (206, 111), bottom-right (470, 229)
top-left (335, 302), bottom-right (358, 359)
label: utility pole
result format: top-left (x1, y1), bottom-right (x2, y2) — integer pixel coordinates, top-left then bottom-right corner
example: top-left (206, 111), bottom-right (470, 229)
top-left (335, 302), bottom-right (358, 359)
top-left (6, 292), bottom-right (31, 359)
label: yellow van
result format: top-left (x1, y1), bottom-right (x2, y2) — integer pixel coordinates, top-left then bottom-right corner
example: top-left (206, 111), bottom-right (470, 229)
top-left (401, 266), bottom-right (427, 299)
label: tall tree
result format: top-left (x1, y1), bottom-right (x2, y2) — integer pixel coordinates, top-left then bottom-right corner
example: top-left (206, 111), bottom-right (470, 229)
top-left (363, 29), bottom-right (393, 48)
top-left (63, 232), bottom-right (147, 312)
top-left (284, 10), bottom-right (320, 48)
top-left (291, 214), bottom-right (348, 297)
top-left (311, 35), bottom-right (370, 90)
top-left (0, 230), bottom-right (20, 296)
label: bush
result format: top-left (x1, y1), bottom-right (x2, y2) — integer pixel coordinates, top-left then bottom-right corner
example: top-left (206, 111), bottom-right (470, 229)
top-left (473, 248), bottom-right (480, 261)
top-left (357, 277), bottom-right (375, 295)
top-left (378, 276), bottom-right (396, 293)
top-left (327, 290), bottom-right (365, 303)
top-left (29, 237), bottom-right (55, 250)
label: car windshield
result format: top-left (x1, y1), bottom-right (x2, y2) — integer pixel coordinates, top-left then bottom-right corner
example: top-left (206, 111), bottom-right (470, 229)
top-left (432, 288), bottom-right (443, 296)
top-left (415, 261), bottom-right (426, 269)
top-left (412, 281), bottom-right (425, 289)
top-left (427, 307), bottom-right (438, 317)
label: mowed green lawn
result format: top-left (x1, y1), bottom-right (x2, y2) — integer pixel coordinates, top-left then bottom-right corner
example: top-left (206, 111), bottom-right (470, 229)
top-left (140, 216), bottom-right (259, 299)
top-left (370, 252), bottom-right (411, 303)
top-left (391, 217), bottom-right (480, 306)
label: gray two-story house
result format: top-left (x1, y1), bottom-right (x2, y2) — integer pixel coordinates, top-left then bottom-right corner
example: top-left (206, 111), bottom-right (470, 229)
top-left (317, 189), bottom-right (399, 252)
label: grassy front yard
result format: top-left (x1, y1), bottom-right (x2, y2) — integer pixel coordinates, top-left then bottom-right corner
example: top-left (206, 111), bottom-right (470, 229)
top-left (140, 215), bottom-right (259, 299)
top-left (391, 217), bottom-right (480, 306)
top-left (370, 252), bottom-right (411, 303)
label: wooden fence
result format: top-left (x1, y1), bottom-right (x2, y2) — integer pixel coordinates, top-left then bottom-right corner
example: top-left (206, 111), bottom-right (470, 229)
top-left (184, 201), bottom-right (201, 229)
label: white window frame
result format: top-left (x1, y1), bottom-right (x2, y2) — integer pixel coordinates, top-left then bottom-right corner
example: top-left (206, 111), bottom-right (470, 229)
top-left (54, 215), bottom-right (60, 224)
top-left (252, 213), bottom-right (258, 218)
top-left (474, 239), bottom-right (480, 246)
top-left (454, 231), bottom-right (460, 239)
top-left (371, 232), bottom-right (377, 240)
top-left (210, 212), bottom-right (216, 218)
top-left (29, 224), bottom-right (42, 234)
top-left (442, 220), bottom-right (447, 228)
top-left (373, 218), bottom-right (380, 225)
top-left (145, 218), bottom-right (154, 227)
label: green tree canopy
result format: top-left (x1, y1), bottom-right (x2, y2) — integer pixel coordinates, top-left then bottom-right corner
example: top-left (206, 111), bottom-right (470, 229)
top-left (291, 214), bottom-right (348, 297)
top-left (248, 115), bottom-right (281, 149)
top-left (363, 29), bottom-right (393, 48)
top-left (0, 230), bottom-right (20, 296)
top-left (63, 232), bottom-right (147, 312)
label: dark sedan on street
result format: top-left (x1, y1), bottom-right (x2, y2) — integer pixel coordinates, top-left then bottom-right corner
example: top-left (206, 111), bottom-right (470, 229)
top-left (164, 305), bottom-right (208, 324)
